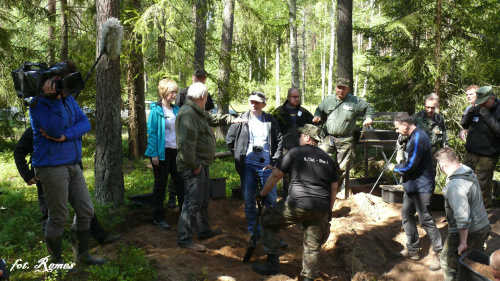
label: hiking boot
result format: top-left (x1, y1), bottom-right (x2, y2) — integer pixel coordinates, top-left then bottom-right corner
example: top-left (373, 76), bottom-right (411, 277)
top-left (303, 277), bottom-right (313, 281)
top-left (103, 234), bottom-right (122, 244)
top-left (71, 230), bottom-right (106, 265)
top-left (154, 220), bottom-right (171, 230)
top-left (429, 252), bottom-right (441, 271)
top-left (395, 249), bottom-right (420, 261)
top-left (279, 237), bottom-right (288, 248)
top-left (252, 254), bottom-right (280, 275)
top-left (198, 228), bottom-right (223, 240)
top-left (167, 192), bottom-right (177, 209)
top-left (179, 243), bottom-right (207, 252)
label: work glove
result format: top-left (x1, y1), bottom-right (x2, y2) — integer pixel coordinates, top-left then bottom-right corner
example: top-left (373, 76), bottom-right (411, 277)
top-left (479, 107), bottom-right (490, 117)
top-left (255, 193), bottom-right (266, 204)
top-left (396, 149), bottom-right (405, 164)
top-left (384, 163), bottom-right (396, 171)
top-left (396, 134), bottom-right (408, 150)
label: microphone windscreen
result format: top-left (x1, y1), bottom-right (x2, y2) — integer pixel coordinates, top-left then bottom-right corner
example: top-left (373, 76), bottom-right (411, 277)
top-left (99, 17), bottom-right (124, 60)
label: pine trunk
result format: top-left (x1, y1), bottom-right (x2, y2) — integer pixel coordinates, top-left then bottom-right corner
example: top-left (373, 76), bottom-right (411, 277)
top-left (275, 38), bottom-right (281, 107)
top-left (434, 0), bottom-right (442, 95)
top-left (301, 9), bottom-right (306, 102)
top-left (194, 0), bottom-right (207, 70)
top-left (289, 0), bottom-right (300, 89)
top-left (327, 0), bottom-right (336, 95)
top-left (94, 0), bottom-right (125, 206)
top-left (47, 0), bottom-right (56, 64)
top-left (216, 0), bottom-right (235, 139)
top-left (337, 0), bottom-right (353, 89)
top-left (60, 0), bottom-right (69, 60)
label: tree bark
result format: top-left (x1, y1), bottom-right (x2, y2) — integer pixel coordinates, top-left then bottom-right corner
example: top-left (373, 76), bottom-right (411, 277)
top-left (158, 35), bottom-right (166, 71)
top-left (321, 28), bottom-right (326, 100)
top-left (327, 0), bottom-right (336, 95)
top-left (289, 0), bottom-right (300, 89)
top-left (125, 0), bottom-right (147, 160)
top-left (47, 0), bottom-right (56, 65)
top-left (361, 0), bottom-right (374, 98)
top-left (275, 38), bottom-right (281, 107)
top-left (337, 0), bottom-right (353, 89)
top-left (301, 8), bottom-right (306, 102)
top-left (434, 0), bottom-right (442, 95)
top-left (60, 0), bottom-right (69, 60)
top-left (216, 0), bottom-right (235, 139)
top-left (193, 0), bottom-right (207, 70)
top-left (95, 0), bottom-right (125, 206)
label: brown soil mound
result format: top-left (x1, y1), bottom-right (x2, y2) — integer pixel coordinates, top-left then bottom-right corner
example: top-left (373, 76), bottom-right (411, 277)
top-left (99, 193), bottom-right (500, 281)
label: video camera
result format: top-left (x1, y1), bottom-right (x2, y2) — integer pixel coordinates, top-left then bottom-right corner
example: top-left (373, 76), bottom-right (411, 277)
top-left (12, 62), bottom-right (84, 99)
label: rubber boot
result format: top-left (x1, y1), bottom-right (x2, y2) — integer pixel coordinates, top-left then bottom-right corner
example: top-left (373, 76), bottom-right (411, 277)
top-left (251, 254), bottom-right (280, 275)
top-left (71, 230), bottom-right (106, 265)
top-left (46, 236), bottom-right (79, 274)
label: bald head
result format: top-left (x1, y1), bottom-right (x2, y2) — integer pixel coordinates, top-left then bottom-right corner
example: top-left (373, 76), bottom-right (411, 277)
top-left (491, 250), bottom-right (500, 271)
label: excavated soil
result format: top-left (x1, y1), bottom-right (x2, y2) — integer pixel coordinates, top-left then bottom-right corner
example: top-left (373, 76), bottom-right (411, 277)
top-left (98, 193), bottom-right (500, 281)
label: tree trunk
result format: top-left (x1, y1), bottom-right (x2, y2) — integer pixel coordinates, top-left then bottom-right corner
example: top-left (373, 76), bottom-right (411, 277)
top-left (289, 0), bottom-right (300, 89)
top-left (47, 0), bottom-right (56, 65)
top-left (337, 0), bottom-right (353, 89)
top-left (194, 0), bottom-right (207, 70)
top-left (434, 0), bottom-right (442, 95)
top-left (321, 28), bottom-right (326, 100)
top-left (95, 0), bottom-right (125, 206)
top-left (60, 0), bottom-right (69, 60)
top-left (301, 8), bottom-right (306, 103)
top-left (125, 0), bottom-right (147, 160)
top-left (158, 35), bottom-right (166, 71)
top-left (275, 38), bottom-right (281, 107)
top-left (361, 0), bottom-right (374, 98)
top-left (327, 0), bottom-right (336, 95)
top-left (216, 0), bottom-right (235, 139)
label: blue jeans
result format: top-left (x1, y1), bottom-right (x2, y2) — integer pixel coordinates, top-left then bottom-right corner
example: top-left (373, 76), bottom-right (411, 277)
top-left (177, 165), bottom-right (212, 247)
top-left (243, 162), bottom-right (277, 235)
top-left (402, 192), bottom-right (442, 252)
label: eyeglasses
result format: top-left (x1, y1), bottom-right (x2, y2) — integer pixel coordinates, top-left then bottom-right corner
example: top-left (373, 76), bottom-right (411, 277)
top-left (251, 92), bottom-right (266, 99)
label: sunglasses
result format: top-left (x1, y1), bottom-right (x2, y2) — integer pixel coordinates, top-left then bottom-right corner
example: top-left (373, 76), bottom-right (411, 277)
top-left (251, 91), bottom-right (266, 99)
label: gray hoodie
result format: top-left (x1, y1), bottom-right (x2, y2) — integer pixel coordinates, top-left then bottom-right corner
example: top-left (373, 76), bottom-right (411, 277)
top-left (443, 164), bottom-right (490, 233)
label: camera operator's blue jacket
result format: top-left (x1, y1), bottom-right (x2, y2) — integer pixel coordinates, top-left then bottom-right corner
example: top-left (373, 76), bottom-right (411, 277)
top-left (145, 100), bottom-right (179, 161)
top-left (29, 96), bottom-right (90, 167)
top-left (393, 127), bottom-right (435, 193)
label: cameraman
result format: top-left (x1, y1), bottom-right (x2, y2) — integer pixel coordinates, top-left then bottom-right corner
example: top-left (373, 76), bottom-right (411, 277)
top-left (226, 91), bottom-right (283, 241)
top-left (29, 60), bottom-right (104, 266)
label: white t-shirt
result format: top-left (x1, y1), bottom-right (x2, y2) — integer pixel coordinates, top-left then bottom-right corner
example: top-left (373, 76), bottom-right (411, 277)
top-left (162, 106), bottom-right (177, 149)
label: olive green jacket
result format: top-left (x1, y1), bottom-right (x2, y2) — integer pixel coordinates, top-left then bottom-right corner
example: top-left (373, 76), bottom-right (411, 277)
top-left (314, 94), bottom-right (374, 136)
top-left (175, 99), bottom-right (233, 171)
top-left (412, 111), bottom-right (448, 150)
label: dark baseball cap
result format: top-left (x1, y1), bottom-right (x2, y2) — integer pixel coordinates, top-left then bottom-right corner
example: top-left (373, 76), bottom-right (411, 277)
top-left (297, 124), bottom-right (322, 142)
top-left (337, 78), bottom-right (350, 87)
top-left (475, 86), bottom-right (494, 105)
top-left (194, 69), bottom-right (208, 77)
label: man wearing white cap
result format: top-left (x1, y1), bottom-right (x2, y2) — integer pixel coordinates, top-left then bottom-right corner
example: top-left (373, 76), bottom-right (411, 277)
top-left (461, 86), bottom-right (500, 208)
top-left (226, 91), bottom-right (283, 240)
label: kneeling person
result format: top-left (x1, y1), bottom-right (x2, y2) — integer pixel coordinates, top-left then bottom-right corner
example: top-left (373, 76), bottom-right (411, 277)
top-left (252, 124), bottom-right (338, 281)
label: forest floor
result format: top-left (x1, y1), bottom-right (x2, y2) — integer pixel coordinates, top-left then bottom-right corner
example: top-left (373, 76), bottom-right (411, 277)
top-left (96, 192), bottom-right (500, 281)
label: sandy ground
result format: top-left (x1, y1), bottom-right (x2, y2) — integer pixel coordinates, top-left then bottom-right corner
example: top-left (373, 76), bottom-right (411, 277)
top-left (98, 192), bottom-right (500, 281)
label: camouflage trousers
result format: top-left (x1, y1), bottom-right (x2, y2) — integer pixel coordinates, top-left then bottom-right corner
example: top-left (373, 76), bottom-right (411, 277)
top-left (463, 152), bottom-right (499, 209)
top-left (319, 135), bottom-right (353, 186)
top-left (260, 200), bottom-right (330, 279)
top-left (440, 225), bottom-right (490, 281)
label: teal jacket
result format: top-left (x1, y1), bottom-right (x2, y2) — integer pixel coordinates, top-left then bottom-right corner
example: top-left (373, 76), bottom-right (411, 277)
top-left (145, 101), bottom-right (179, 161)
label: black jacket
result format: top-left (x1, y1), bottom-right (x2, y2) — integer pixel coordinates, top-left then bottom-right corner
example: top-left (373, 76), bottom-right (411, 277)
top-left (226, 110), bottom-right (283, 175)
top-left (175, 86), bottom-right (215, 111)
top-left (462, 99), bottom-right (500, 157)
top-left (272, 101), bottom-right (314, 149)
top-left (14, 128), bottom-right (35, 183)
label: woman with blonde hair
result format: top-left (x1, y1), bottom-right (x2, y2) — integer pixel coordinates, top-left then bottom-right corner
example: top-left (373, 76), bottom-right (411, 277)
top-left (145, 78), bottom-right (184, 230)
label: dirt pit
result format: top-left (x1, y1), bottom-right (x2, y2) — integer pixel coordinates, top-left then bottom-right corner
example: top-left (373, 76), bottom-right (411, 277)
top-left (99, 193), bottom-right (500, 281)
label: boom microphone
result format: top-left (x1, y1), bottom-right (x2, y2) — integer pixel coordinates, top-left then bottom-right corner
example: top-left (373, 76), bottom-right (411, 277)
top-left (82, 17), bottom-right (124, 86)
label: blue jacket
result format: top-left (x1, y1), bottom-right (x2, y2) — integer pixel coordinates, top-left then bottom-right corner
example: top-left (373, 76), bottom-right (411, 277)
top-left (145, 101), bottom-right (179, 161)
top-left (394, 127), bottom-right (435, 194)
top-left (29, 96), bottom-right (90, 167)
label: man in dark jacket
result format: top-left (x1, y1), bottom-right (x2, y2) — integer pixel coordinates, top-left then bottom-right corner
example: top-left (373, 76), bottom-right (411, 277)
top-left (386, 113), bottom-right (442, 271)
top-left (226, 91), bottom-right (283, 239)
top-left (272, 88), bottom-right (313, 198)
top-left (461, 86), bottom-right (500, 209)
top-left (14, 127), bottom-right (121, 244)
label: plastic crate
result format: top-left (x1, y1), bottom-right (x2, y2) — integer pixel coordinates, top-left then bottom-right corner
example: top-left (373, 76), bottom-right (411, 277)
top-left (458, 249), bottom-right (491, 281)
top-left (380, 185), bottom-right (404, 204)
top-left (210, 177), bottom-right (227, 199)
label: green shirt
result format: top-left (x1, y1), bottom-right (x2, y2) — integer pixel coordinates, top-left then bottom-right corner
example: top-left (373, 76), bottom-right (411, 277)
top-left (412, 111), bottom-right (448, 150)
top-left (314, 94), bottom-right (374, 136)
top-left (175, 99), bottom-right (233, 171)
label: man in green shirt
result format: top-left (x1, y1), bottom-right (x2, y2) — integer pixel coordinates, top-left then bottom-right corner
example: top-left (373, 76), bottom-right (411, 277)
top-left (312, 78), bottom-right (374, 197)
top-left (412, 93), bottom-right (448, 173)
